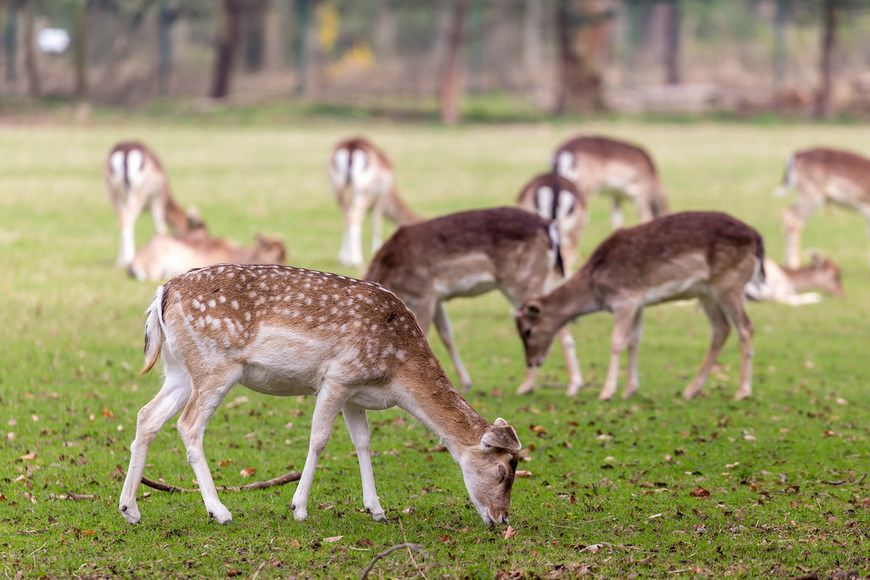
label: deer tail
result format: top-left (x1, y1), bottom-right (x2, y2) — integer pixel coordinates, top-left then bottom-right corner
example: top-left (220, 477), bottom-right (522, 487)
top-left (138, 285), bottom-right (166, 375)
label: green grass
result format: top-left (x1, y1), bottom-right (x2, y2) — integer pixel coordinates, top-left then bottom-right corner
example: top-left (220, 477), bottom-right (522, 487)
top-left (1, 119), bottom-right (869, 578)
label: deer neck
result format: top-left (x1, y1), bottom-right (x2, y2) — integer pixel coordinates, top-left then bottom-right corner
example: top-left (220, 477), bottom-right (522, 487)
top-left (781, 266), bottom-right (823, 293)
top-left (544, 267), bottom-right (602, 326)
top-left (383, 188), bottom-right (420, 225)
top-left (164, 191), bottom-right (192, 233)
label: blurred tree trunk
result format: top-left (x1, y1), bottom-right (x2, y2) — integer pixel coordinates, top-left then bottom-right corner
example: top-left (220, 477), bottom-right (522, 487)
top-left (242, 0), bottom-right (266, 72)
top-left (158, 0), bottom-right (182, 96)
top-left (262, 0), bottom-right (282, 71)
top-left (621, 0), bottom-right (640, 89)
top-left (4, 0), bottom-right (18, 88)
top-left (373, 0), bottom-right (396, 56)
top-left (553, 0), bottom-right (613, 114)
top-left (73, 0), bottom-right (88, 99)
top-left (439, 0), bottom-right (467, 124)
top-left (292, 0), bottom-right (310, 96)
top-left (814, 0), bottom-right (837, 119)
top-left (523, 0), bottom-right (543, 82)
top-left (773, 0), bottom-right (789, 91)
top-left (211, 0), bottom-right (243, 99)
top-left (22, 0), bottom-right (38, 98)
top-left (662, 0), bottom-right (680, 85)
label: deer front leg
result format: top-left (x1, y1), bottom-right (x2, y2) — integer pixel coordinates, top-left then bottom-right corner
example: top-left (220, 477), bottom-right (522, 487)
top-left (342, 402), bottom-right (386, 521)
top-left (291, 383), bottom-right (348, 521)
top-left (338, 189), bottom-right (372, 268)
top-left (433, 301), bottom-right (472, 391)
top-left (783, 191), bottom-right (822, 269)
top-left (610, 196), bottom-right (625, 230)
top-left (622, 311), bottom-right (644, 399)
top-left (116, 202), bottom-right (143, 267)
top-left (558, 327), bottom-right (584, 396)
top-left (599, 306), bottom-right (636, 400)
top-left (684, 298), bottom-right (730, 400)
top-left (718, 295), bottom-right (754, 401)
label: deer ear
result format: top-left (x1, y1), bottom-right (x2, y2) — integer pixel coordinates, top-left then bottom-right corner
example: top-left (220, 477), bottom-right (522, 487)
top-left (523, 301), bottom-right (542, 320)
top-left (810, 251), bottom-right (823, 267)
top-left (481, 419), bottom-right (522, 452)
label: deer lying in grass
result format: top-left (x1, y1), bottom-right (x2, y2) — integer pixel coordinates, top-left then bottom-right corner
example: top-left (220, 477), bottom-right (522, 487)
top-left (776, 147), bottom-right (870, 269)
top-left (515, 211), bottom-right (764, 401)
top-left (516, 173), bottom-right (588, 274)
top-left (121, 264), bottom-right (521, 526)
top-left (552, 135), bottom-right (669, 229)
top-left (104, 141), bottom-right (204, 267)
top-left (128, 231), bottom-right (287, 282)
top-left (365, 207), bottom-right (583, 395)
top-left (328, 137), bottom-right (419, 268)
top-left (745, 254), bottom-right (843, 306)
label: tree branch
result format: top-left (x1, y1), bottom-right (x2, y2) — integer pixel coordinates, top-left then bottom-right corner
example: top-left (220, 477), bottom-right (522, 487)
top-left (140, 472), bottom-right (301, 493)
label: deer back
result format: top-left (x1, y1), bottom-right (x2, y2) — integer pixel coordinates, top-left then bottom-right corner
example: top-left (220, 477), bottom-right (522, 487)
top-left (793, 147), bottom-right (870, 201)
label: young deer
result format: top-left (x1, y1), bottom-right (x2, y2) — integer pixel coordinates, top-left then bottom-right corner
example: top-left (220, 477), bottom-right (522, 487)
top-left (745, 254), bottom-right (843, 306)
top-left (776, 147), bottom-right (870, 269)
top-left (516, 173), bottom-right (588, 274)
top-left (515, 212), bottom-right (764, 401)
top-left (121, 264), bottom-right (521, 526)
top-left (103, 141), bottom-right (204, 267)
top-left (328, 137), bottom-right (419, 268)
top-left (552, 135), bottom-right (669, 230)
top-left (365, 207), bottom-right (583, 396)
top-left (128, 231), bottom-right (287, 282)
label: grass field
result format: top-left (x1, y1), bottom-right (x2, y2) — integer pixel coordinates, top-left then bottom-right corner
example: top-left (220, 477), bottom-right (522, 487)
top-left (2, 116), bottom-right (869, 578)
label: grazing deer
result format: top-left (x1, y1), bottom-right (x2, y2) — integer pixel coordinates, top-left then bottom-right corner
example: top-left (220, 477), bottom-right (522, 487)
top-left (365, 207), bottom-right (583, 396)
top-left (103, 141), bottom-right (204, 267)
top-left (120, 264), bottom-right (521, 526)
top-left (328, 137), bottom-right (419, 268)
top-left (128, 231), bottom-right (287, 282)
top-left (516, 173), bottom-right (588, 274)
top-left (745, 254), bottom-right (843, 306)
top-left (552, 135), bottom-right (669, 229)
top-left (515, 212), bottom-right (763, 401)
top-left (776, 147), bottom-right (870, 269)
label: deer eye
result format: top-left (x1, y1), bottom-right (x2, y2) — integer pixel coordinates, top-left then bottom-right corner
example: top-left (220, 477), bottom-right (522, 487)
top-left (497, 465), bottom-right (507, 484)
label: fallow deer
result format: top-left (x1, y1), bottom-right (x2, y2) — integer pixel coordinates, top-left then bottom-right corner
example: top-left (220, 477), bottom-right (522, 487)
top-left (515, 211), bottom-right (763, 401)
top-left (552, 135), bottom-right (669, 229)
top-left (516, 173), bottom-right (588, 274)
top-left (103, 141), bottom-right (204, 267)
top-left (128, 231), bottom-right (287, 282)
top-left (776, 147), bottom-right (870, 269)
top-left (328, 137), bottom-right (419, 269)
top-left (120, 264), bottom-right (521, 526)
top-left (745, 254), bottom-right (843, 306)
top-left (365, 207), bottom-right (583, 396)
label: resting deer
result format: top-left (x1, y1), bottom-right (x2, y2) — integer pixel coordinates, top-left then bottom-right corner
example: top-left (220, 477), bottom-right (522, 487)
top-left (365, 207), bottom-right (583, 396)
top-left (515, 211), bottom-right (763, 401)
top-left (516, 173), bottom-right (588, 274)
top-left (120, 264), bottom-right (521, 526)
top-left (103, 141), bottom-right (204, 267)
top-left (552, 135), bottom-right (669, 230)
top-left (745, 254), bottom-right (843, 306)
top-left (776, 147), bottom-right (870, 269)
top-left (328, 137), bottom-right (419, 268)
top-left (128, 232), bottom-right (287, 282)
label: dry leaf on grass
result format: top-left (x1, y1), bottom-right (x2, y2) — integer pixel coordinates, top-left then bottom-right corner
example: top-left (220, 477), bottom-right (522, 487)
top-left (323, 535), bottom-right (343, 543)
top-left (516, 470), bottom-right (533, 478)
top-left (690, 487), bottom-right (711, 497)
top-left (503, 525), bottom-right (516, 540)
top-left (239, 467), bottom-right (256, 477)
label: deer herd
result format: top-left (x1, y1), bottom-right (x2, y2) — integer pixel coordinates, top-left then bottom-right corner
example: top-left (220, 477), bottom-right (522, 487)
top-left (109, 133), bottom-right (856, 527)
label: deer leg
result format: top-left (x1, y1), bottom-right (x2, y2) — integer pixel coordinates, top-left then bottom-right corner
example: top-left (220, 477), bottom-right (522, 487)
top-left (119, 353), bottom-right (192, 524)
top-left (370, 192), bottom-right (388, 254)
top-left (175, 367), bottom-right (239, 524)
top-left (338, 190), bottom-right (370, 268)
top-left (611, 196), bottom-right (624, 230)
top-left (149, 196), bottom-right (169, 236)
top-left (716, 293), bottom-right (754, 401)
top-left (599, 305), bottom-right (637, 400)
top-left (683, 297), bottom-right (730, 400)
top-left (290, 383), bottom-right (349, 521)
top-left (342, 402), bottom-right (386, 521)
top-left (517, 365), bottom-right (538, 396)
top-left (433, 301), bottom-right (472, 391)
top-left (558, 327), bottom-right (584, 396)
top-left (622, 310), bottom-right (644, 399)
top-left (116, 201), bottom-right (144, 267)
top-left (783, 189), bottom-right (822, 269)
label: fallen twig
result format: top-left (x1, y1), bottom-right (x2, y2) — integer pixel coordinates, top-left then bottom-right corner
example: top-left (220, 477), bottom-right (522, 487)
top-left (140, 472), bottom-right (301, 494)
top-left (819, 473), bottom-right (866, 487)
top-left (360, 543), bottom-right (427, 580)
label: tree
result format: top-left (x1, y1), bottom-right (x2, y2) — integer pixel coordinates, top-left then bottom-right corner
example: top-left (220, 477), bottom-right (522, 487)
top-left (553, 0), bottom-right (614, 114)
top-left (814, 0), bottom-right (837, 118)
top-left (662, 0), bottom-right (681, 85)
top-left (211, 0), bottom-right (243, 99)
top-left (439, 0), bottom-right (467, 124)
top-left (22, 0), bottom-right (38, 98)
top-left (73, 0), bottom-right (88, 99)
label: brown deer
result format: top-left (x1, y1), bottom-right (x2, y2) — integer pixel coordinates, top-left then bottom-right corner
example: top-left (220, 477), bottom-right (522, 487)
top-left (515, 212), bottom-right (763, 401)
top-left (552, 135), bottom-right (669, 229)
top-left (103, 141), bottom-right (204, 267)
top-left (128, 231), bottom-right (287, 282)
top-left (120, 265), bottom-right (521, 526)
top-left (328, 137), bottom-right (419, 268)
top-left (745, 254), bottom-right (843, 306)
top-left (776, 147), bottom-right (870, 269)
top-left (516, 173), bottom-right (588, 274)
top-left (365, 207), bottom-right (583, 396)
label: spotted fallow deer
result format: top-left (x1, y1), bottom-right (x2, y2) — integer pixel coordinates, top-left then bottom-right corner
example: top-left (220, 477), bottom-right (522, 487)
top-left (744, 254), bottom-right (843, 306)
top-left (328, 137), bottom-right (419, 269)
top-left (776, 147), bottom-right (870, 269)
top-left (120, 264), bottom-right (521, 526)
top-left (552, 135), bottom-right (669, 230)
top-left (104, 141), bottom-right (205, 268)
top-left (365, 207), bottom-right (583, 396)
top-left (516, 173), bottom-right (588, 274)
top-left (128, 231), bottom-right (287, 282)
top-left (515, 211), bottom-right (764, 401)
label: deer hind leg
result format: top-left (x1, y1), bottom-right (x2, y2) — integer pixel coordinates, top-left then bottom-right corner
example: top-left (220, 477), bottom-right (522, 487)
top-left (342, 402), bottom-right (386, 521)
top-left (716, 292), bottom-right (754, 400)
top-left (610, 195), bottom-right (625, 230)
top-left (559, 327), bottom-right (584, 396)
top-left (783, 188), bottom-right (823, 269)
top-left (370, 190), bottom-right (389, 255)
top-left (116, 198), bottom-right (147, 267)
top-left (622, 310), bottom-right (644, 399)
top-left (291, 382), bottom-right (349, 521)
top-left (684, 296), bottom-right (731, 400)
top-left (433, 301), bottom-right (472, 391)
top-left (149, 195), bottom-right (169, 236)
top-left (338, 189), bottom-right (371, 268)
top-left (599, 304), bottom-right (638, 400)
top-left (175, 366), bottom-right (240, 523)
top-left (119, 351), bottom-right (192, 523)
